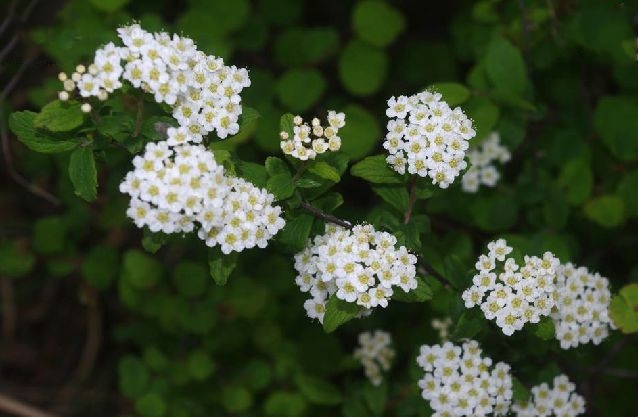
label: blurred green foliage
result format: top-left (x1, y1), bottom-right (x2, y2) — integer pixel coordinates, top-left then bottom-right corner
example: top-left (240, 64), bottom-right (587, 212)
top-left (3, 0), bottom-right (638, 416)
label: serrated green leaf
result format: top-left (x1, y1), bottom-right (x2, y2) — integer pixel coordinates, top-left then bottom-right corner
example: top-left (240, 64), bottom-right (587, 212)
top-left (277, 214), bottom-right (314, 252)
top-left (265, 156), bottom-right (291, 176)
top-left (240, 107), bottom-right (260, 129)
top-left (208, 247), bottom-right (238, 286)
top-left (267, 173), bottom-right (295, 200)
top-left (371, 184), bottom-right (409, 213)
top-left (279, 113), bottom-right (295, 139)
top-left (308, 162), bottom-right (340, 182)
top-left (534, 316), bottom-right (556, 341)
top-left (584, 195), bottom-right (625, 228)
top-left (323, 295), bottom-right (360, 333)
top-left (450, 309), bottom-right (484, 341)
top-left (312, 192), bottom-right (344, 212)
top-left (610, 283), bottom-right (638, 334)
top-left (351, 155), bottom-right (403, 184)
top-left (68, 146), bottom-right (98, 201)
top-left (9, 111), bottom-right (79, 153)
top-left (34, 100), bottom-right (84, 132)
top-left (484, 35), bottom-right (527, 96)
top-left (429, 82), bottom-right (471, 106)
top-left (237, 161), bottom-right (268, 188)
top-left (392, 275), bottom-right (433, 302)
top-left (296, 374), bottom-right (343, 405)
top-left (353, 0), bottom-right (405, 47)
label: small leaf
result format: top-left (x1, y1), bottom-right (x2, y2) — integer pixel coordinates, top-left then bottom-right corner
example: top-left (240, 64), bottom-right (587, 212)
top-left (444, 255), bottom-right (469, 290)
top-left (584, 195), bottom-right (625, 228)
top-left (276, 68), bottom-right (326, 112)
top-left (512, 377), bottom-right (531, 402)
top-left (0, 241), bottom-right (35, 278)
top-left (279, 113), bottom-right (295, 139)
top-left (534, 316), bottom-right (556, 341)
top-left (264, 392), bottom-right (307, 417)
top-left (34, 100), bottom-right (84, 132)
top-left (265, 156), bottom-right (291, 176)
top-left (450, 309), bottom-right (484, 341)
top-left (68, 146), bottom-right (98, 201)
top-left (339, 39), bottom-right (388, 96)
top-left (118, 356), bottom-right (150, 399)
top-left (352, 0), bottom-right (405, 47)
top-left (208, 247), bottom-right (238, 286)
top-left (484, 35), bottom-right (527, 96)
top-left (392, 276), bottom-right (433, 303)
top-left (237, 161), bottom-right (268, 188)
top-left (135, 392), bottom-right (166, 417)
top-left (363, 383), bottom-right (387, 415)
top-left (267, 173), bottom-right (295, 200)
top-left (558, 159), bottom-right (593, 205)
top-left (308, 162), bottom-right (340, 182)
top-left (121, 250), bottom-right (163, 289)
top-left (594, 96), bottom-right (638, 160)
top-left (351, 155), bottom-right (403, 184)
top-left (188, 350), bottom-right (216, 381)
top-left (239, 107), bottom-right (260, 129)
top-left (610, 283), bottom-right (638, 334)
top-left (371, 184), bottom-right (409, 213)
top-left (9, 111), bottom-right (79, 153)
top-left (295, 374), bottom-right (343, 405)
top-left (142, 229), bottom-right (169, 254)
top-left (429, 82), bottom-right (471, 106)
top-left (323, 295), bottom-right (360, 333)
top-left (81, 245), bottom-right (119, 290)
top-left (32, 216), bottom-right (66, 255)
top-left (222, 386), bottom-right (253, 413)
top-left (277, 214), bottom-right (314, 253)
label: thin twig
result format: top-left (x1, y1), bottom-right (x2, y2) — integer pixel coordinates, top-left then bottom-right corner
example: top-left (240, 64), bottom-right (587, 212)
top-left (292, 160), bottom-right (308, 182)
top-left (404, 175), bottom-right (417, 224)
top-left (1, 277), bottom-right (16, 341)
top-left (418, 264), bottom-right (456, 290)
top-left (300, 200), bottom-right (353, 229)
top-left (0, 34), bottom-right (19, 63)
top-left (0, 393), bottom-right (59, 417)
top-left (0, 0), bottom-right (19, 39)
top-left (71, 286), bottom-right (102, 383)
top-left (0, 105), bottom-right (62, 206)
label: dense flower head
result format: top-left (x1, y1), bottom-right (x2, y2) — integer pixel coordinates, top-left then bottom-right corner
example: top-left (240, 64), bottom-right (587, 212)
top-left (431, 317), bottom-right (453, 342)
top-left (462, 239), bottom-right (559, 336)
top-left (293, 224), bottom-right (418, 323)
top-left (551, 263), bottom-right (614, 349)
top-left (353, 330), bottom-right (395, 386)
top-left (59, 23), bottom-right (250, 141)
top-left (119, 140), bottom-right (284, 254)
top-left (461, 132), bottom-right (511, 193)
top-left (280, 111), bottom-right (346, 160)
top-left (383, 91), bottom-right (475, 188)
top-left (416, 340), bottom-right (513, 417)
top-left (512, 374), bottom-right (585, 417)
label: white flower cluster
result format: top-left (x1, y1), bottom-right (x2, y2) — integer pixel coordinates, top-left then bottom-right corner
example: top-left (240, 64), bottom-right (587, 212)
top-left (417, 340), bottom-right (513, 416)
top-left (280, 111), bottom-right (346, 160)
top-left (431, 317), bottom-right (453, 342)
top-left (293, 224), bottom-right (418, 323)
top-left (461, 132), bottom-right (511, 193)
top-left (383, 91), bottom-right (475, 188)
top-left (60, 23), bottom-right (250, 141)
top-left (462, 239), bottom-right (559, 336)
top-left (512, 374), bottom-right (585, 417)
top-left (551, 263), bottom-right (613, 349)
top-left (353, 330), bottom-right (395, 386)
top-left (119, 140), bottom-right (285, 254)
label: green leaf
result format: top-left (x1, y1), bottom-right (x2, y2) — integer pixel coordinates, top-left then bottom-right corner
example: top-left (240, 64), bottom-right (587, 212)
top-left (143, 347), bottom-right (169, 373)
top-left (188, 350), bottom-right (216, 381)
top-left (222, 386), bottom-right (253, 413)
top-left (8, 111), bottom-right (79, 153)
top-left (264, 392), bottom-right (307, 417)
top-left (208, 247), bottom-right (238, 286)
top-left (351, 155), bottom-right (403, 184)
top-left (339, 39), bottom-right (388, 96)
top-left (308, 162), bottom-right (340, 182)
top-left (444, 255), bottom-right (470, 290)
top-left (81, 245), bottom-right (119, 290)
top-left (312, 192), bottom-right (344, 212)
top-left (265, 156), bottom-right (291, 176)
top-left (464, 96), bottom-right (500, 140)
top-left (558, 159), bottom-right (593, 205)
top-left (0, 241), bottom-right (35, 278)
top-left (323, 295), bottom-right (360, 333)
top-left (274, 27), bottom-right (339, 66)
top-left (276, 69), bottom-right (326, 113)
top-left (121, 249), bottom-right (163, 289)
top-left (32, 216), bottom-right (66, 255)
top-left (352, 0), bottom-right (405, 47)
top-left (472, 194), bottom-right (518, 232)
top-left (240, 107), bottom-right (261, 129)
top-left (89, 0), bottom-right (129, 12)
top-left (118, 356), bottom-right (150, 399)
top-left (267, 173), bottom-right (295, 200)
top-left (512, 377), bottom-right (531, 402)
top-left (279, 114), bottom-right (295, 140)
top-left (371, 184), bottom-right (409, 213)
top-left (237, 161), bottom-right (268, 188)
top-left (97, 114), bottom-right (134, 142)
top-left (429, 82), bottom-right (471, 106)
top-left (34, 100), bottom-right (84, 132)
top-left (141, 230), bottom-right (168, 254)
top-left (594, 96), bottom-right (638, 160)
top-left (584, 195), bottom-right (625, 228)
top-left (135, 392), bottom-right (166, 417)
top-left (295, 374), bottom-right (343, 405)
top-left (338, 104), bottom-right (381, 160)
top-left (484, 35), bottom-right (527, 96)
top-left (363, 383), bottom-right (387, 415)
top-left (173, 261), bottom-right (208, 297)
top-left (534, 316), bottom-right (556, 341)
top-left (392, 275), bottom-right (433, 302)
top-left (610, 283), bottom-right (638, 334)
top-left (450, 309), bottom-right (484, 341)
top-left (68, 146), bottom-right (98, 201)
top-left (277, 214), bottom-right (314, 253)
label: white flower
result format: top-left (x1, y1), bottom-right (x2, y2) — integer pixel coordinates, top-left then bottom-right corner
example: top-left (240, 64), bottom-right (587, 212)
top-left (512, 374), bottom-right (585, 417)
top-left (354, 330), bottom-right (395, 386)
top-left (461, 132), bottom-right (511, 193)
top-left (281, 111), bottom-right (346, 160)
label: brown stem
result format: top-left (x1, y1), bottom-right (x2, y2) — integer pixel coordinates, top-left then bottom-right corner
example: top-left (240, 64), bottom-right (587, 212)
top-left (0, 394), bottom-right (58, 417)
top-left (404, 175), bottom-right (417, 224)
top-left (417, 264), bottom-right (457, 290)
top-left (300, 200), bottom-right (352, 229)
top-left (71, 286), bottom-right (102, 383)
top-left (1, 277), bottom-right (16, 341)
top-left (292, 161), bottom-right (308, 182)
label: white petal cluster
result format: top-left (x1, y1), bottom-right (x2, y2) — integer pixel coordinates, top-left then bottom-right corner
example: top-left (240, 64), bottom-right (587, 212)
top-left (551, 263), bottom-right (613, 349)
top-left (383, 91), bottom-right (475, 188)
top-left (462, 239), bottom-right (559, 336)
top-left (293, 224), bottom-right (418, 323)
top-left (512, 374), bottom-right (585, 417)
top-left (280, 111), bottom-right (346, 160)
top-left (353, 330), bottom-right (395, 386)
top-left (119, 140), bottom-right (285, 254)
top-left (61, 23), bottom-right (250, 141)
top-left (431, 317), bottom-right (453, 342)
top-left (417, 340), bottom-right (513, 417)
top-left (461, 132), bottom-right (511, 193)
